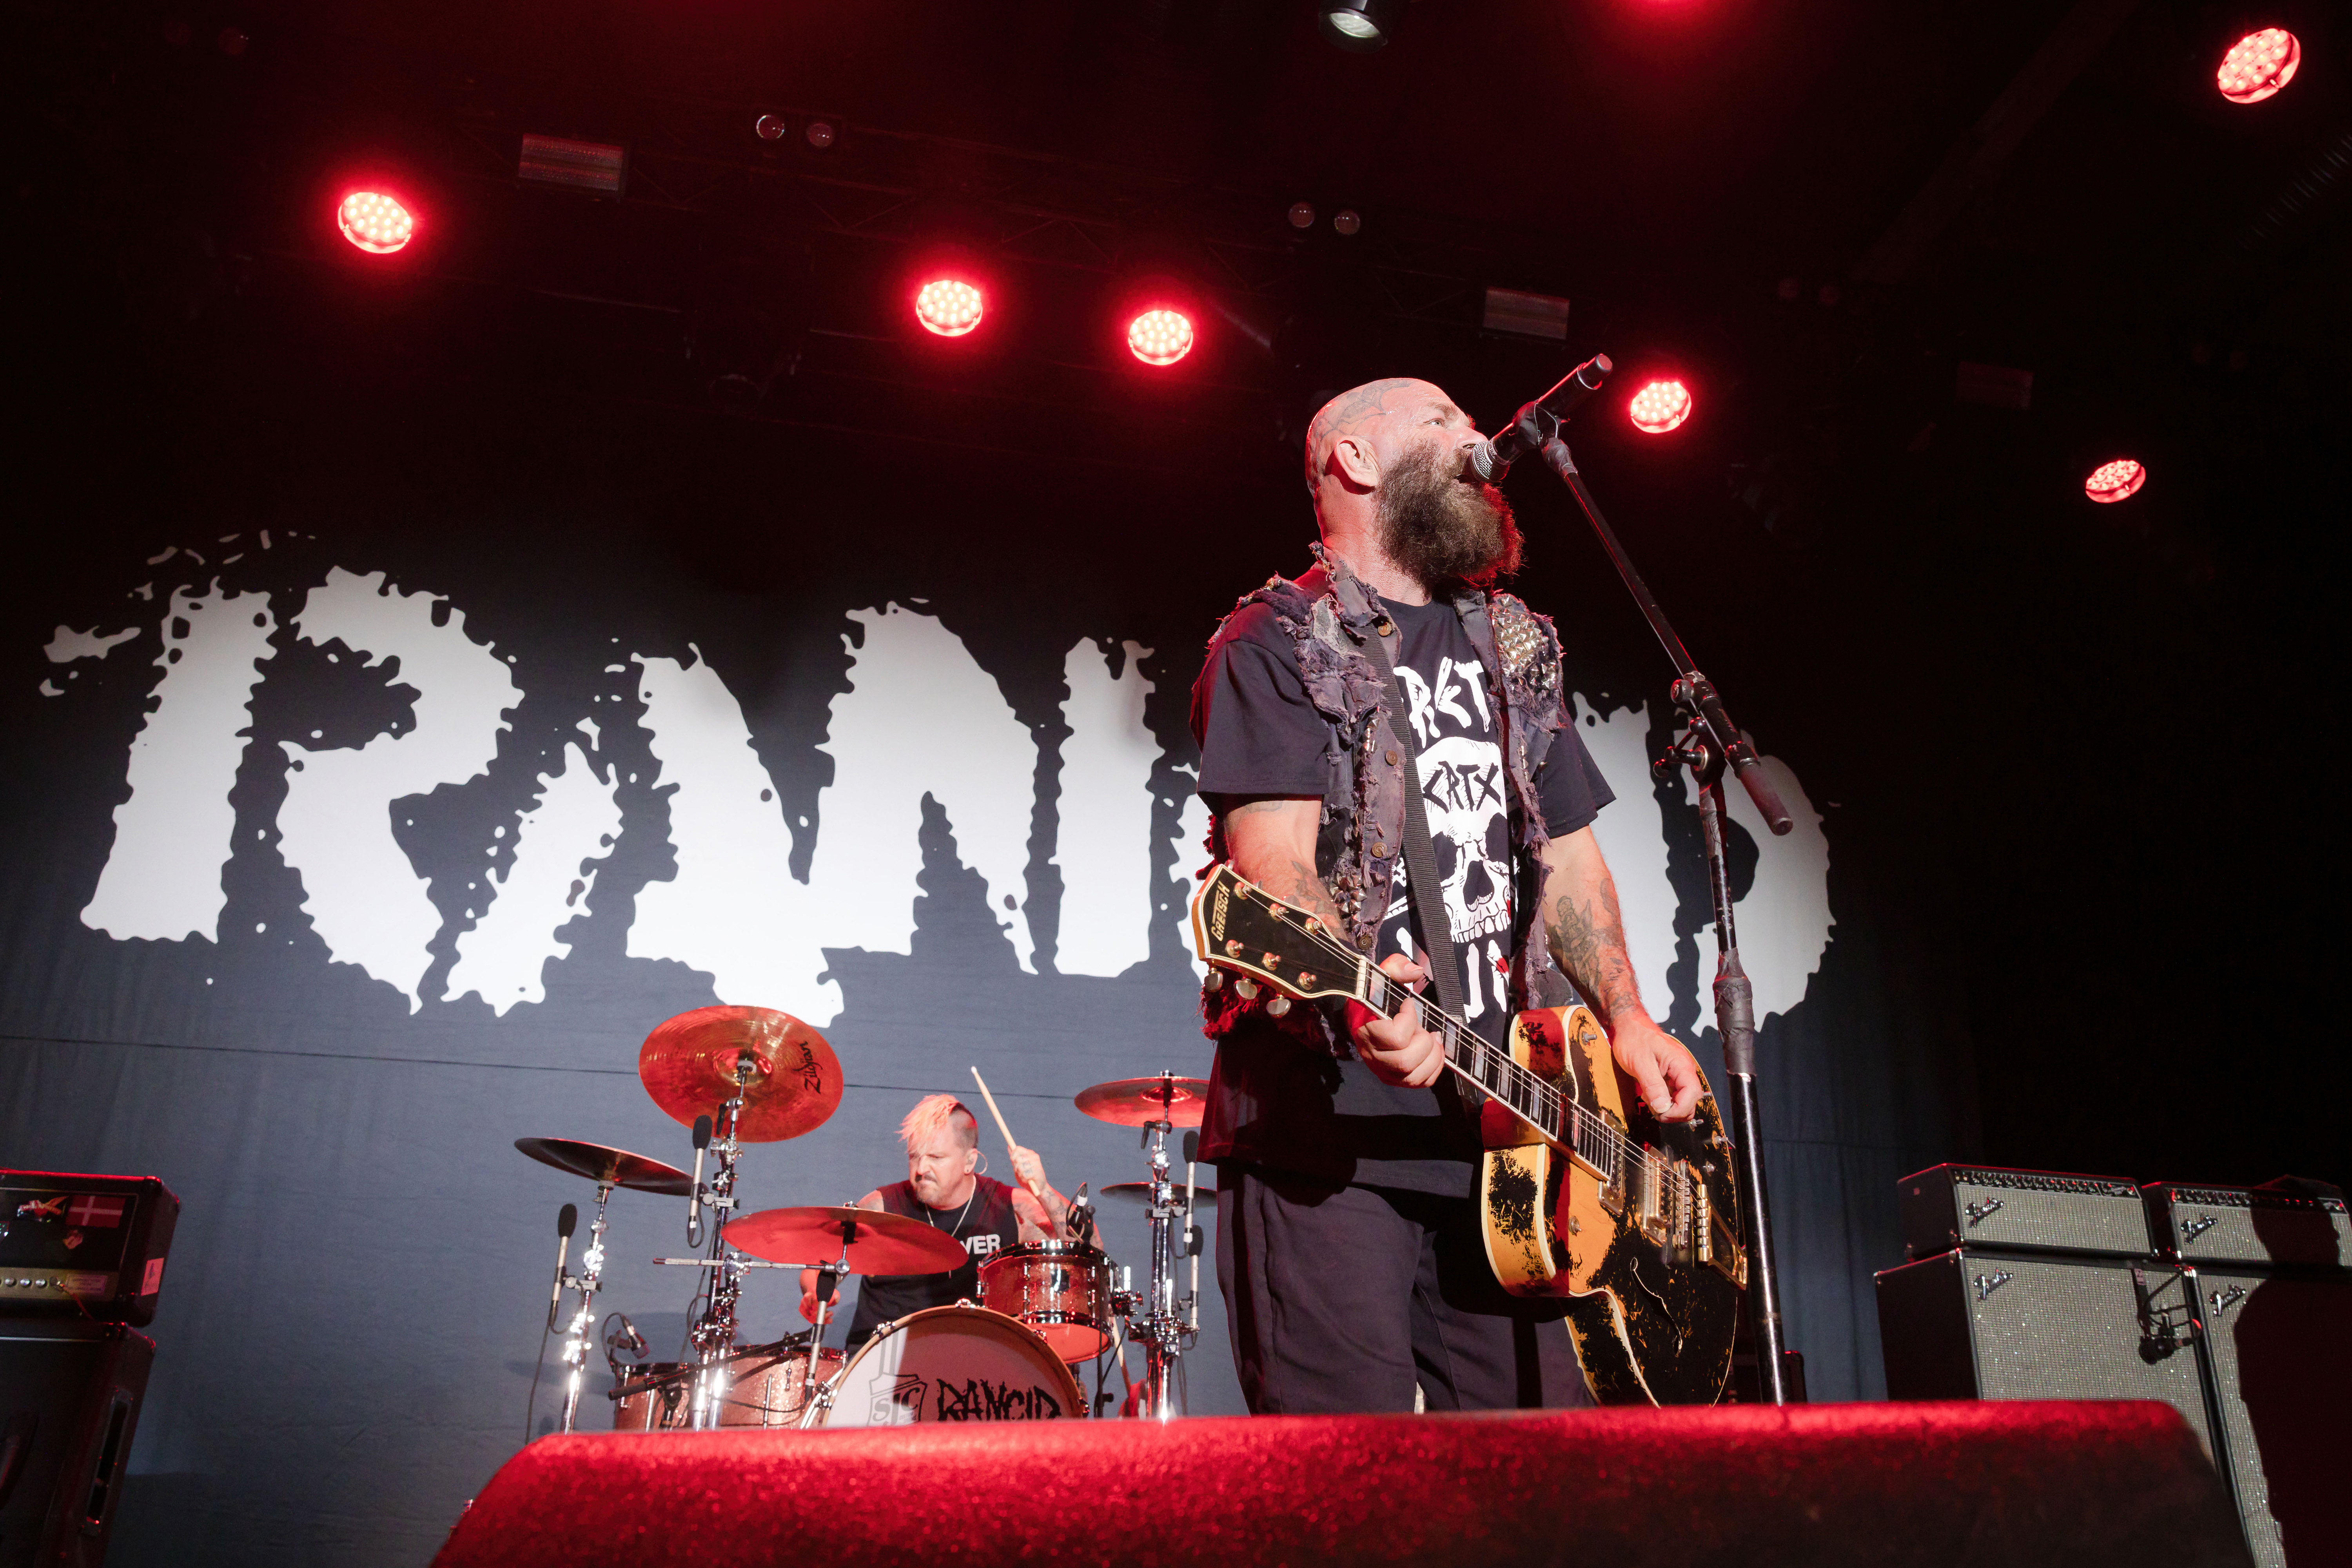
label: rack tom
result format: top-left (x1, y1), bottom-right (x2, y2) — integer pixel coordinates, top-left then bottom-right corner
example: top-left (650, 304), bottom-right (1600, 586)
top-left (978, 1240), bottom-right (1114, 1362)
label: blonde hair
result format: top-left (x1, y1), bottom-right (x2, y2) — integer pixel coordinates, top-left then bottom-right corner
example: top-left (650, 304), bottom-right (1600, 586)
top-left (898, 1093), bottom-right (978, 1151)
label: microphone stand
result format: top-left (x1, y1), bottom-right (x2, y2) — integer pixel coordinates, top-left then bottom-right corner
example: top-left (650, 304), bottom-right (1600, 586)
top-left (1506, 394), bottom-right (1798, 1405)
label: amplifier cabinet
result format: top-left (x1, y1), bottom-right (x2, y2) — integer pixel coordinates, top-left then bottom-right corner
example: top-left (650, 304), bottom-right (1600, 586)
top-left (1875, 1249), bottom-right (2216, 1457)
top-left (2196, 1267), bottom-right (2352, 1568)
top-left (2143, 1183), bottom-right (2352, 1270)
top-left (1898, 1163), bottom-right (2150, 1259)
top-left (0, 1320), bottom-right (153, 1568)
top-left (0, 1175), bottom-right (178, 1326)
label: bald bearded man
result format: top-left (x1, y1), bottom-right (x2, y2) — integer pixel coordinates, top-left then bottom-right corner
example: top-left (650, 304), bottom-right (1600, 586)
top-left (1189, 377), bottom-right (1705, 1415)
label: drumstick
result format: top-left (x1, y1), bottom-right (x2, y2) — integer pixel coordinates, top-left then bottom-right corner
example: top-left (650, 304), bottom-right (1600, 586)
top-left (967, 1067), bottom-right (1042, 1198)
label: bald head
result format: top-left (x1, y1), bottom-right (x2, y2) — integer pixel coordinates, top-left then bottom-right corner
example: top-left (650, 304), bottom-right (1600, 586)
top-left (1303, 378), bottom-right (1471, 501)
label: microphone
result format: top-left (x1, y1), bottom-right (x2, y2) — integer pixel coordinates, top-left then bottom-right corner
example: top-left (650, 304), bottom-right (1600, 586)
top-left (550, 1203), bottom-right (578, 1311)
top-left (610, 1313), bottom-right (649, 1358)
top-left (1468, 353), bottom-right (1612, 483)
top-left (686, 1115), bottom-right (712, 1240)
top-left (1067, 1182), bottom-right (1096, 1243)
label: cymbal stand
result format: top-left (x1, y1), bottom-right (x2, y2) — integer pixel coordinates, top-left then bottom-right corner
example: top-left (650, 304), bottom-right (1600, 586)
top-left (684, 1055), bottom-right (753, 1429)
top-left (555, 1180), bottom-right (613, 1434)
top-left (795, 1221), bottom-right (857, 1427)
top-left (1115, 1100), bottom-right (1194, 1421)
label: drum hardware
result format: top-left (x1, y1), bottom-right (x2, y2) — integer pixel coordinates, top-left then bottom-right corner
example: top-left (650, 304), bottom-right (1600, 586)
top-left (722, 1203), bottom-right (971, 1422)
top-left (1076, 1072), bottom-right (1209, 1421)
top-left (637, 1007), bottom-right (843, 1430)
top-left (514, 1139), bottom-right (695, 1437)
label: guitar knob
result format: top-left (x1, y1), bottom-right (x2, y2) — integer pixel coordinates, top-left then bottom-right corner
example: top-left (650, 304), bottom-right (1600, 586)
top-left (1234, 978), bottom-right (1259, 1000)
top-left (1203, 971), bottom-right (1225, 993)
top-left (1265, 995), bottom-right (1291, 1018)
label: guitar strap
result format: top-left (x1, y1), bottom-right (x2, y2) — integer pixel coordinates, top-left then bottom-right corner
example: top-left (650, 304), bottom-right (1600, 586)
top-left (1367, 615), bottom-right (1471, 1026)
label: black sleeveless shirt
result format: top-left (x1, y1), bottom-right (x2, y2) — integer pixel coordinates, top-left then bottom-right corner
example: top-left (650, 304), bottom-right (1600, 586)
top-left (843, 1176), bottom-right (1022, 1348)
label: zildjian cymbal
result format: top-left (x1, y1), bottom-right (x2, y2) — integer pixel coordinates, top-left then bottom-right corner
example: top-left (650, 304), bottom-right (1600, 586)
top-left (637, 1005), bottom-right (844, 1143)
top-left (1073, 1074), bottom-right (1210, 1129)
top-left (724, 1205), bottom-right (971, 1275)
top-left (514, 1138), bottom-right (694, 1197)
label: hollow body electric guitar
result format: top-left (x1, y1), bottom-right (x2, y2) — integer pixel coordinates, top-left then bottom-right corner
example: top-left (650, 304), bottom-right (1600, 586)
top-left (1191, 863), bottom-right (1748, 1405)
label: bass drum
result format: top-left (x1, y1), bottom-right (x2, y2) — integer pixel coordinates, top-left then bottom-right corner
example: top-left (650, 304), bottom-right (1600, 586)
top-left (804, 1304), bottom-right (1084, 1428)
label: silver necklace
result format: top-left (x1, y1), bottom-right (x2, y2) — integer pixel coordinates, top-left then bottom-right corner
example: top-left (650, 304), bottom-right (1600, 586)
top-left (920, 1181), bottom-right (978, 1242)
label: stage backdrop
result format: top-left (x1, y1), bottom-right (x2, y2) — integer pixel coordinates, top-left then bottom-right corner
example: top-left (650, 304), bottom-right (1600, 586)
top-left (0, 407), bottom-right (1973, 1567)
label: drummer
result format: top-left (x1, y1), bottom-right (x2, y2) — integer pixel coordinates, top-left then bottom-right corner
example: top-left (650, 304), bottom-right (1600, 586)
top-left (800, 1093), bottom-right (1076, 1349)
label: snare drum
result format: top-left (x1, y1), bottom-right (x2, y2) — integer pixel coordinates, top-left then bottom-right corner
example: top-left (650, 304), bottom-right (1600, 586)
top-left (978, 1240), bottom-right (1114, 1362)
top-left (717, 1344), bottom-right (842, 1428)
top-left (802, 1304), bottom-right (1083, 1428)
top-left (611, 1362), bottom-right (692, 1431)
top-left (610, 1345), bottom-right (842, 1430)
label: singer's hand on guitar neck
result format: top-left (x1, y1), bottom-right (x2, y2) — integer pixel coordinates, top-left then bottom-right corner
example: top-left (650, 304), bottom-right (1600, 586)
top-left (1347, 954), bottom-right (1448, 1087)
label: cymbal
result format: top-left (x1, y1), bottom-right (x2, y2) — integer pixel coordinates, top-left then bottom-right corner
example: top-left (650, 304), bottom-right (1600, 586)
top-left (1073, 1075), bottom-right (1210, 1129)
top-left (638, 1006), bottom-right (843, 1142)
top-left (1100, 1181), bottom-right (1216, 1208)
top-left (514, 1137), bottom-right (693, 1196)
top-left (724, 1205), bottom-right (970, 1276)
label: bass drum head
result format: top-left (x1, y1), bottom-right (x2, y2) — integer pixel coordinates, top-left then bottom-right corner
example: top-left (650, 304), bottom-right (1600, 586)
top-left (810, 1305), bottom-right (1084, 1428)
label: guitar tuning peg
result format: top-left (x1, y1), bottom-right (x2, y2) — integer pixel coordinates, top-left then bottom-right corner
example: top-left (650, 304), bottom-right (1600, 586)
top-left (1233, 978), bottom-right (1259, 1000)
top-left (1265, 995), bottom-right (1291, 1018)
top-left (1203, 971), bottom-right (1225, 992)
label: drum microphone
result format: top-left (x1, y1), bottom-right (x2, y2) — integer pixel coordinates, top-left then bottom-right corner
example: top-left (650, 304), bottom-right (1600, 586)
top-left (551, 1203), bottom-right (579, 1312)
top-left (1466, 353), bottom-right (1612, 483)
top-left (1067, 1183), bottom-right (1096, 1243)
top-left (610, 1313), bottom-right (649, 1358)
top-left (686, 1115), bottom-right (713, 1241)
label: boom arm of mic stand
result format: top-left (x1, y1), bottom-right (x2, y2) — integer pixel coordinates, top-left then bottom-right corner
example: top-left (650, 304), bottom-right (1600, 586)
top-left (1512, 405), bottom-right (1794, 836)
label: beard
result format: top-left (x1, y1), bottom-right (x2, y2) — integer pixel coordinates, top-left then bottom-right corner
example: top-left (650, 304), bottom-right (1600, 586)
top-left (1376, 438), bottom-right (1523, 591)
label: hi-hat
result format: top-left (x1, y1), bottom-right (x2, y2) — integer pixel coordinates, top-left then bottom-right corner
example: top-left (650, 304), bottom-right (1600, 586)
top-left (724, 1205), bottom-right (970, 1276)
top-left (1074, 1074), bottom-right (1210, 1129)
top-left (638, 1006), bottom-right (843, 1142)
top-left (514, 1137), bottom-right (693, 1196)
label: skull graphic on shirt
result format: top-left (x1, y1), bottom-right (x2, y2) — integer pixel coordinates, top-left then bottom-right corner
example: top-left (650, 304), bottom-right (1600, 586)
top-left (1414, 734), bottom-right (1512, 944)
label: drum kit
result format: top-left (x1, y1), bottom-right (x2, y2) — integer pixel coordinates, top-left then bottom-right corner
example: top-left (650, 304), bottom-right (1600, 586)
top-left (516, 1004), bottom-right (1213, 1434)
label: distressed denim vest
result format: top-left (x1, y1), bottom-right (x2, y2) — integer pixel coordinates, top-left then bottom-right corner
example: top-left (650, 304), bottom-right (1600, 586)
top-left (1201, 545), bottom-right (1579, 1053)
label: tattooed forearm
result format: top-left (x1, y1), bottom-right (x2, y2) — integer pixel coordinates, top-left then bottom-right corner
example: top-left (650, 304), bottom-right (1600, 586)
top-left (1275, 856), bottom-right (1349, 941)
top-left (1549, 873), bottom-right (1643, 1025)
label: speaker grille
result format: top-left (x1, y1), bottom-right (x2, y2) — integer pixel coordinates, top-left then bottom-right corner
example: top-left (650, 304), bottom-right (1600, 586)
top-left (2198, 1267), bottom-right (2352, 1568)
top-left (2148, 1184), bottom-right (2352, 1268)
top-left (1963, 1256), bottom-right (2213, 1454)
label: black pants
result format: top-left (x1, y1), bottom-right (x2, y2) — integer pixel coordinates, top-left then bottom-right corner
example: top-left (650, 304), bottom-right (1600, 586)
top-left (1216, 1165), bottom-right (1596, 1415)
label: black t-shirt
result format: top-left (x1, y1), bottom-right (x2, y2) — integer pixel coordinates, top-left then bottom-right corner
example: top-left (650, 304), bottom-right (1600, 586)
top-left (1191, 593), bottom-right (1614, 1197)
top-left (842, 1177), bottom-right (1022, 1348)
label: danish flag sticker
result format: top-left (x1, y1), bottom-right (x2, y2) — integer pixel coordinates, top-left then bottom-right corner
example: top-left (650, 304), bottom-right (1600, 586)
top-left (67, 1194), bottom-right (126, 1228)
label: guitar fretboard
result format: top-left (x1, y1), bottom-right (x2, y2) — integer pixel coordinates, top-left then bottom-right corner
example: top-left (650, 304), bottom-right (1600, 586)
top-left (1363, 966), bottom-right (1656, 1198)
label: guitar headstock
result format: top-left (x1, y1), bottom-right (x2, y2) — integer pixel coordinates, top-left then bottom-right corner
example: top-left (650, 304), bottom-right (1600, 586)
top-left (1189, 864), bottom-right (1364, 1005)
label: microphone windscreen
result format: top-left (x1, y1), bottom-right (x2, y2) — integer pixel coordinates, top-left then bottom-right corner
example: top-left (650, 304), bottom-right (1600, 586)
top-left (558, 1202), bottom-right (579, 1238)
top-left (1183, 1131), bottom-right (1200, 1164)
top-left (1466, 438), bottom-right (1503, 484)
top-left (692, 1115), bottom-right (713, 1150)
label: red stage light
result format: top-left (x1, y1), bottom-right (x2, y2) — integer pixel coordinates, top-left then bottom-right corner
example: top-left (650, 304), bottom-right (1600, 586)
top-left (1628, 379), bottom-right (1692, 434)
top-left (337, 191), bottom-right (414, 254)
top-left (2216, 29), bottom-right (2298, 103)
top-left (1127, 309), bottom-right (1194, 367)
top-left (915, 279), bottom-right (984, 338)
top-left (2084, 458), bottom-right (2147, 503)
